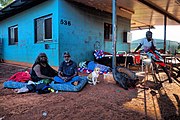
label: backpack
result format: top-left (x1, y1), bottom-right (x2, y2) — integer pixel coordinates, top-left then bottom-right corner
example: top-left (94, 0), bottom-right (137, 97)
top-left (35, 83), bottom-right (51, 94)
top-left (113, 66), bottom-right (138, 90)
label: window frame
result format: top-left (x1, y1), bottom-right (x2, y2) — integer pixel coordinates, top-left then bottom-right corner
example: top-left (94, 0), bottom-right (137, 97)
top-left (123, 31), bottom-right (132, 43)
top-left (8, 25), bottom-right (18, 45)
top-left (34, 14), bottom-right (52, 43)
top-left (104, 23), bottom-right (112, 41)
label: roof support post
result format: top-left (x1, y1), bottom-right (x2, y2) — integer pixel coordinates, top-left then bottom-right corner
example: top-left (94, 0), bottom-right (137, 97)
top-left (112, 0), bottom-right (117, 69)
top-left (164, 15), bottom-right (167, 53)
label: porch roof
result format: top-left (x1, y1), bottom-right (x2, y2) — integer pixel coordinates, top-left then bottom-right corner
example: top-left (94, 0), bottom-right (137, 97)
top-left (71, 0), bottom-right (180, 30)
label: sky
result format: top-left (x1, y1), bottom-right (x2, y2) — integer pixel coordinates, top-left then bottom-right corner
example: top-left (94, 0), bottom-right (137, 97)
top-left (131, 25), bottom-right (180, 42)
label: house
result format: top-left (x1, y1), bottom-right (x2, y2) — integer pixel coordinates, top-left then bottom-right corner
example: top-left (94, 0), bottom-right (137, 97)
top-left (0, 0), bottom-right (131, 67)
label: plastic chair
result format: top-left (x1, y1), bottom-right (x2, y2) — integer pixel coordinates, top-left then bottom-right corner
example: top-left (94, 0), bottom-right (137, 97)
top-left (142, 58), bottom-right (152, 82)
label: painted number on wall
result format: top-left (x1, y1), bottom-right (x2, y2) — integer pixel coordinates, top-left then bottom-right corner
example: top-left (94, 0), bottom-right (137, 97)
top-left (60, 19), bottom-right (71, 26)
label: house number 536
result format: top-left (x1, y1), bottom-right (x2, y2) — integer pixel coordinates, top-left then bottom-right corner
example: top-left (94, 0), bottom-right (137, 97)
top-left (60, 19), bottom-right (71, 26)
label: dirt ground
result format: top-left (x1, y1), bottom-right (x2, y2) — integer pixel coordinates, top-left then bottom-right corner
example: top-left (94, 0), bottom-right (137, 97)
top-left (0, 63), bottom-right (180, 120)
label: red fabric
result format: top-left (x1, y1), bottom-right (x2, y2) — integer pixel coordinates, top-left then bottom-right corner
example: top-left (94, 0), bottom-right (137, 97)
top-left (8, 71), bottom-right (31, 82)
top-left (103, 52), bottom-right (112, 55)
top-left (118, 54), bottom-right (123, 57)
top-left (156, 62), bottom-right (166, 67)
top-left (149, 49), bottom-right (166, 67)
top-left (134, 55), bottom-right (140, 64)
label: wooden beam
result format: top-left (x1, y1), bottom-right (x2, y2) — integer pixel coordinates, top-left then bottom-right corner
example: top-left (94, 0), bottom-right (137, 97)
top-left (138, 0), bottom-right (180, 24)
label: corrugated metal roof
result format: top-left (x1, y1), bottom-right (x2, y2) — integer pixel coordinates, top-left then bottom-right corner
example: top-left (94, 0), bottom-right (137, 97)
top-left (0, 0), bottom-right (47, 21)
top-left (0, 0), bottom-right (179, 30)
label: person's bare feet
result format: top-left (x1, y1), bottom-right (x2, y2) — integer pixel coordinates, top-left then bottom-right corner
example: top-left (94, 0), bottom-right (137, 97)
top-left (14, 89), bottom-right (19, 93)
top-left (72, 81), bottom-right (79, 86)
top-left (14, 87), bottom-right (29, 93)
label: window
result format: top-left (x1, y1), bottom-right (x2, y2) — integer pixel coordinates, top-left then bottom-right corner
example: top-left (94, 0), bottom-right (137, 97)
top-left (35, 14), bottom-right (52, 43)
top-left (104, 23), bottom-right (112, 41)
top-left (8, 25), bottom-right (18, 45)
top-left (123, 32), bottom-right (132, 43)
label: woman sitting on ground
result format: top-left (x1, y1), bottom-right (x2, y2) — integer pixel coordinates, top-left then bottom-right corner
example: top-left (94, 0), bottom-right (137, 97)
top-left (15, 53), bottom-right (58, 93)
top-left (30, 53), bottom-right (58, 82)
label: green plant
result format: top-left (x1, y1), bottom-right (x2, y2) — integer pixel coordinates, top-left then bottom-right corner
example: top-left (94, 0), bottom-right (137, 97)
top-left (0, 0), bottom-right (14, 9)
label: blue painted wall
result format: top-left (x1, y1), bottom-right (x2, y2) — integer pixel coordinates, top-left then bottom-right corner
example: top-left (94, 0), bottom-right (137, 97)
top-left (0, 0), bottom-right (59, 66)
top-left (58, 0), bottom-right (131, 64)
top-left (0, 0), bottom-right (131, 66)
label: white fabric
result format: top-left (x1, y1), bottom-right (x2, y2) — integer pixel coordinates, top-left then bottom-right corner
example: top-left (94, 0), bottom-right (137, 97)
top-left (140, 39), bottom-right (156, 52)
top-left (142, 59), bottom-right (151, 65)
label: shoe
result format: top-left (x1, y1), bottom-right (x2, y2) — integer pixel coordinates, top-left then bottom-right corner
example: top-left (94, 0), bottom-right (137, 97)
top-left (168, 77), bottom-right (172, 83)
top-left (153, 68), bottom-right (159, 74)
top-left (150, 90), bottom-right (157, 96)
top-left (155, 68), bottom-right (159, 74)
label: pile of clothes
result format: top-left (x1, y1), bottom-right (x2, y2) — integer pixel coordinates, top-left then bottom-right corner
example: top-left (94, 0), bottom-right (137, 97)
top-left (78, 61), bottom-right (111, 74)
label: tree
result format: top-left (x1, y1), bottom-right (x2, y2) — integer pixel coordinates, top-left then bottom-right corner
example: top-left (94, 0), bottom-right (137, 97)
top-left (178, 43), bottom-right (180, 49)
top-left (0, 0), bottom-right (14, 9)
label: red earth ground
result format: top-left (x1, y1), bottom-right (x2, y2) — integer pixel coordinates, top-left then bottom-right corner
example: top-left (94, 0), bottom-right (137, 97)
top-left (0, 63), bottom-right (180, 120)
